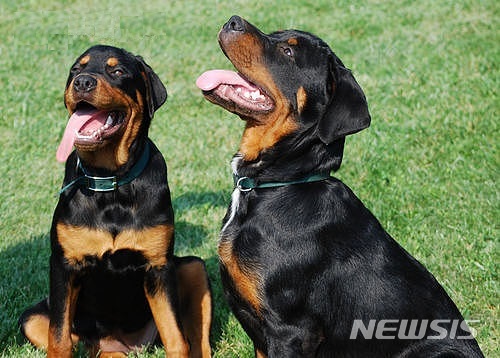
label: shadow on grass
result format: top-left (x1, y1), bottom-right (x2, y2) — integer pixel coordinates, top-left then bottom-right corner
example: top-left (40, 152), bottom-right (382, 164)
top-left (173, 190), bottom-right (230, 213)
top-left (204, 255), bottom-right (233, 352)
top-left (171, 219), bottom-right (232, 350)
top-left (0, 233), bottom-right (50, 350)
top-left (171, 190), bottom-right (234, 350)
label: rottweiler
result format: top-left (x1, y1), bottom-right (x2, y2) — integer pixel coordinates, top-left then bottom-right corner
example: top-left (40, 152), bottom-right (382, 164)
top-left (196, 16), bottom-right (483, 357)
top-left (19, 45), bottom-right (212, 357)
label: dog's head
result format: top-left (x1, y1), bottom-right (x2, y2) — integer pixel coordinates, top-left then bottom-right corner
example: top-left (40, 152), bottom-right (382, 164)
top-left (197, 16), bottom-right (370, 170)
top-left (57, 45), bottom-right (167, 170)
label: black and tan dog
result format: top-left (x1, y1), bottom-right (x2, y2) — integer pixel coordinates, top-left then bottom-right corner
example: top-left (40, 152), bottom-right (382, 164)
top-left (197, 16), bottom-right (483, 357)
top-left (19, 45), bottom-right (212, 357)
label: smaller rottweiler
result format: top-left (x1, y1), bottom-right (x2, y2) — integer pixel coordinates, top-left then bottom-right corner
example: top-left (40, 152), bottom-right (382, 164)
top-left (197, 16), bottom-right (484, 357)
top-left (19, 45), bottom-right (212, 357)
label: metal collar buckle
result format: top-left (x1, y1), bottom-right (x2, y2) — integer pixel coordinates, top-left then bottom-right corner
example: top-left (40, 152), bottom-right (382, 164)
top-left (85, 175), bottom-right (118, 192)
top-left (236, 176), bottom-right (254, 192)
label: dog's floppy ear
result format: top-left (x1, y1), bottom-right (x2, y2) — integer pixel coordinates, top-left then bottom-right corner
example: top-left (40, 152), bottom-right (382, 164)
top-left (317, 55), bottom-right (370, 145)
top-left (136, 56), bottom-right (167, 119)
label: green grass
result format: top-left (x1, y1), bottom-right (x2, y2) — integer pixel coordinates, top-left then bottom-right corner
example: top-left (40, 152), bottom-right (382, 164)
top-left (0, 0), bottom-right (497, 356)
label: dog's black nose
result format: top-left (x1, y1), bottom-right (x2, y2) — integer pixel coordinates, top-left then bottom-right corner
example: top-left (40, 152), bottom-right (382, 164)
top-left (73, 75), bottom-right (97, 93)
top-left (224, 15), bottom-right (245, 32)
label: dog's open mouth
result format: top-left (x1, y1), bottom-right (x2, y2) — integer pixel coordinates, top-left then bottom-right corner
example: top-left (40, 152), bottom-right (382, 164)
top-left (74, 105), bottom-right (125, 143)
top-left (196, 70), bottom-right (274, 114)
top-left (56, 103), bottom-right (126, 162)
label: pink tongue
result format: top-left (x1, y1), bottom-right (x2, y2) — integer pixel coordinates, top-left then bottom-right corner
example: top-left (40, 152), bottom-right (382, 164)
top-left (196, 70), bottom-right (257, 91)
top-left (55, 109), bottom-right (107, 163)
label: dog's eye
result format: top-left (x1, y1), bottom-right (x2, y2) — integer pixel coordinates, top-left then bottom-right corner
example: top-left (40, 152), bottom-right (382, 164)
top-left (282, 47), bottom-right (294, 57)
top-left (107, 67), bottom-right (125, 77)
top-left (112, 69), bottom-right (124, 76)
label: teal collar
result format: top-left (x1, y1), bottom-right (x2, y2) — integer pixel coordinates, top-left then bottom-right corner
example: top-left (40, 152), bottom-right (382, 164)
top-left (234, 172), bottom-right (331, 192)
top-left (58, 142), bottom-right (151, 195)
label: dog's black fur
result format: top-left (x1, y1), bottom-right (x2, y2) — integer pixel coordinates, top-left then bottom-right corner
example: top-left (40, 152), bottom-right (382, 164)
top-left (19, 45), bottom-right (212, 357)
top-left (199, 16), bottom-right (483, 357)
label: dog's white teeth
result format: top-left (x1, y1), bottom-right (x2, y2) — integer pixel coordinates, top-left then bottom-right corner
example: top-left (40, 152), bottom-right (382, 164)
top-left (250, 90), bottom-right (262, 100)
top-left (235, 86), bottom-right (266, 101)
top-left (102, 113), bottom-right (119, 131)
top-left (106, 115), bottom-right (114, 126)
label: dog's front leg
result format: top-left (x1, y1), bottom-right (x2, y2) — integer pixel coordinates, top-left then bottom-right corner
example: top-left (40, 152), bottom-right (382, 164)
top-left (47, 254), bottom-right (80, 358)
top-left (145, 264), bottom-right (189, 357)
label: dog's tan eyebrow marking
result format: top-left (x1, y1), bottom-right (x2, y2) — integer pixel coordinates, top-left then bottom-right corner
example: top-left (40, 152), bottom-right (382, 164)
top-left (79, 55), bottom-right (90, 65)
top-left (287, 38), bottom-right (298, 46)
top-left (107, 57), bottom-right (119, 67)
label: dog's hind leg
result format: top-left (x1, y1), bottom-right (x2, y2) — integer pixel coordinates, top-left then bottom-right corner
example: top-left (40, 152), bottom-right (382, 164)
top-left (19, 298), bottom-right (80, 351)
top-left (175, 256), bottom-right (213, 358)
top-left (19, 299), bottom-right (51, 349)
top-left (145, 262), bottom-right (190, 357)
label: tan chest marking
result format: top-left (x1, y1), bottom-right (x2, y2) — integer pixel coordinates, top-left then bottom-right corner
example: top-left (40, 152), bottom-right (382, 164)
top-left (57, 223), bottom-right (173, 267)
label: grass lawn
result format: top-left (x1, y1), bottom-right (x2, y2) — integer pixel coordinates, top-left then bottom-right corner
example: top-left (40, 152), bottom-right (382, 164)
top-left (0, 0), bottom-right (497, 356)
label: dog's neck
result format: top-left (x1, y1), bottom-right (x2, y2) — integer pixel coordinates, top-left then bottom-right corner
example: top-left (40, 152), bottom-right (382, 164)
top-left (58, 140), bottom-right (151, 195)
top-left (76, 138), bottom-right (148, 178)
top-left (232, 132), bottom-right (344, 183)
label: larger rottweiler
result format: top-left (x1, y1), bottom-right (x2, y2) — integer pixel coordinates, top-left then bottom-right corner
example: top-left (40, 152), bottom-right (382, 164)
top-left (19, 45), bottom-right (212, 357)
top-left (197, 16), bottom-right (483, 357)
